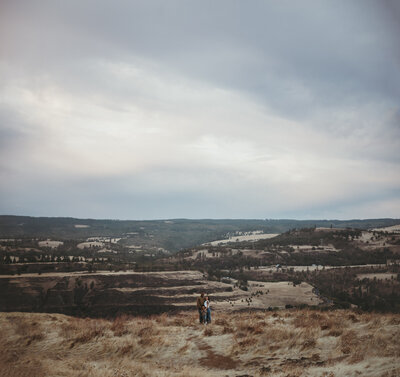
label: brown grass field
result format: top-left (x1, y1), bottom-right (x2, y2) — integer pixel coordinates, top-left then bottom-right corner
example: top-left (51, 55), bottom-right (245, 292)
top-left (1, 310), bottom-right (399, 377)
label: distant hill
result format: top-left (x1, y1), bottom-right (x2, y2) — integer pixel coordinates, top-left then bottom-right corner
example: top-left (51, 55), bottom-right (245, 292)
top-left (0, 215), bottom-right (399, 252)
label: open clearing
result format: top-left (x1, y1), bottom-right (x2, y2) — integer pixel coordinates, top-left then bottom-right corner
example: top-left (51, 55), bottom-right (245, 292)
top-left (206, 233), bottom-right (279, 246)
top-left (212, 281), bottom-right (321, 311)
top-left (37, 240), bottom-right (63, 248)
top-left (291, 244), bottom-right (338, 252)
top-left (77, 241), bottom-right (104, 249)
top-left (252, 263), bottom-right (387, 273)
top-left (357, 273), bottom-right (398, 280)
top-left (372, 225), bottom-right (400, 233)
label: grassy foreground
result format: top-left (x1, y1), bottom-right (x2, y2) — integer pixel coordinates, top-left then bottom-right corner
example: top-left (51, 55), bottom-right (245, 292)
top-left (0, 309), bottom-right (399, 377)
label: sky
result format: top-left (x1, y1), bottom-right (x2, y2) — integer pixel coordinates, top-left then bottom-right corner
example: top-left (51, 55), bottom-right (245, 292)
top-left (0, 0), bottom-right (399, 220)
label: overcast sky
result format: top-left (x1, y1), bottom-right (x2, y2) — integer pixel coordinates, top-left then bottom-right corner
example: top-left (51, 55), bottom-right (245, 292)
top-left (0, 1), bottom-right (399, 220)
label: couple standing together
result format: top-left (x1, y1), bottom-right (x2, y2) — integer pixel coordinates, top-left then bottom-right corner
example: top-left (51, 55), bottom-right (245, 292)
top-left (196, 293), bottom-right (211, 324)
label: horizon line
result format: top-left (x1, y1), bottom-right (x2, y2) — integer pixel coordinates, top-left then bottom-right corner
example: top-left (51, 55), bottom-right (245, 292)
top-left (1, 214), bottom-right (399, 222)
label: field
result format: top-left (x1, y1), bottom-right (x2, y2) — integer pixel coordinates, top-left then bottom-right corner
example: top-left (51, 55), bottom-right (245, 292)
top-left (1, 310), bottom-right (399, 377)
top-left (372, 225), bottom-right (400, 233)
top-left (206, 233), bottom-right (279, 246)
top-left (356, 273), bottom-right (398, 281)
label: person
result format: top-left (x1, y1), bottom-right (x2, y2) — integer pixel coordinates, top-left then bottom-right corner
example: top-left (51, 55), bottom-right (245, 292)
top-left (203, 295), bottom-right (211, 324)
top-left (196, 293), bottom-right (205, 323)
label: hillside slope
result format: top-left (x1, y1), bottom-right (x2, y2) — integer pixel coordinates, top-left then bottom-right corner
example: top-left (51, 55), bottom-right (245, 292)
top-left (2, 216), bottom-right (399, 252)
top-left (1, 310), bottom-right (399, 377)
top-left (0, 271), bottom-right (321, 315)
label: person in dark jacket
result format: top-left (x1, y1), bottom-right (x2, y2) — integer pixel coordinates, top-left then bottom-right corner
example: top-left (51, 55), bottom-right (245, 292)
top-left (196, 293), bottom-right (205, 323)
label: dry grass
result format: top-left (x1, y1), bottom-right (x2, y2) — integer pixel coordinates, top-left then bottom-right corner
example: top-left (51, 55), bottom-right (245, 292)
top-left (60, 317), bottom-right (109, 347)
top-left (0, 309), bottom-right (399, 377)
top-left (110, 314), bottom-right (131, 336)
top-left (203, 326), bottom-right (213, 336)
top-left (13, 317), bottom-right (45, 346)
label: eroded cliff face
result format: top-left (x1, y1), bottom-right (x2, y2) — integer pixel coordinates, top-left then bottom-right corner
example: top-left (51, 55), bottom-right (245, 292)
top-left (0, 271), bottom-right (228, 316)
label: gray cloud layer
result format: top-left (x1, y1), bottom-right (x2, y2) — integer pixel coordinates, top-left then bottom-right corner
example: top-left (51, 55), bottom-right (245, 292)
top-left (0, 0), bottom-right (399, 219)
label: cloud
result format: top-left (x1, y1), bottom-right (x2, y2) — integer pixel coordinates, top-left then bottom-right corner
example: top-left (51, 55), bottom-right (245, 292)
top-left (0, 0), bottom-right (399, 219)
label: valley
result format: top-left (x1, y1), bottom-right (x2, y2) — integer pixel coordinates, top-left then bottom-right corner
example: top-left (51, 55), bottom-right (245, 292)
top-left (1, 217), bottom-right (400, 314)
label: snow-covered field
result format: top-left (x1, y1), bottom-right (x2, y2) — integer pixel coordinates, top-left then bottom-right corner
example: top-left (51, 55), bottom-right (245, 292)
top-left (37, 240), bottom-right (63, 248)
top-left (77, 241), bottom-right (104, 249)
top-left (372, 225), bottom-right (400, 233)
top-left (206, 233), bottom-right (279, 246)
